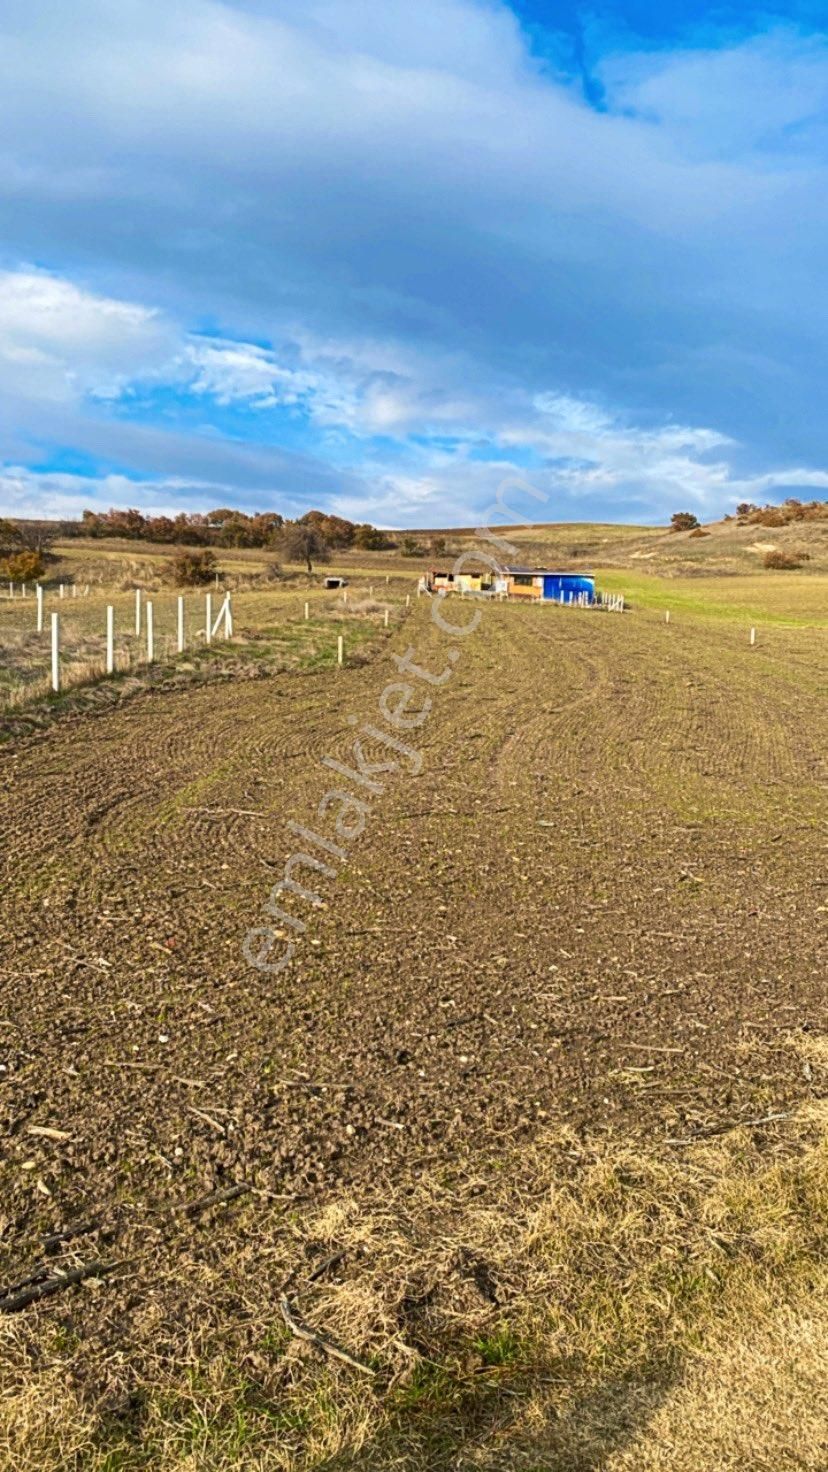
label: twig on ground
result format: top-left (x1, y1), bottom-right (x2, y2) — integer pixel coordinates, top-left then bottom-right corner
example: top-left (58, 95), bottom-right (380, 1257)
top-left (307, 1250), bottom-right (346, 1284)
top-left (56, 943), bottom-right (112, 972)
top-left (42, 1219), bottom-right (101, 1255)
top-left (186, 1106), bottom-right (226, 1134)
top-left (279, 1293), bottom-right (377, 1377)
top-left (666, 1111), bottom-right (790, 1146)
top-left (167, 1182), bottom-right (252, 1217)
top-left (0, 1259), bottom-right (128, 1314)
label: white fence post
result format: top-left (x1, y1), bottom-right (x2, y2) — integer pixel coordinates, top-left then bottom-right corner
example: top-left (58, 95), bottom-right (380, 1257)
top-left (146, 601), bottom-right (154, 662)
top-left (106, 605), bottom-right (115, 674)
top-left (51, 612), bottom-right (60, 692)
top-left (72, 584), bottom-right (77, 598)
top-left (304, 600), bottom-right (309, 621)
top-left (211, 594), bottom-right (228, 640)
top-left (384, 608), bottom-right (389, 627)
top-left (665, 609), bottom-right (670, 624)
top-left (205, 592), bottom-right (212, 644)
top-left (337, 634), bottom-right (344, 666)
top-left (177, 595), bottom-right (185, 653)
top-left (750, 626), bottom-right (756, 646)
top-left (36, 584), bottom-right (44, 633)
top-left (135, 588), bottom-right (141, 635)
top-left (405, 593), bottom-right (410, 608)
top-left (59, 583), bottom-right (65, 599)
top-left (210, 593), bottom-right (232, 640)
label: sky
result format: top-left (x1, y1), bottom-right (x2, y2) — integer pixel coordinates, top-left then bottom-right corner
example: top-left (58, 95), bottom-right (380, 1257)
top-left (1, 1), bottom-right (828, 528)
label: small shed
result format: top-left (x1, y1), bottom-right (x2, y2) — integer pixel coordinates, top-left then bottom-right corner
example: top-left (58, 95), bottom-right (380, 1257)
top-left (429, 568), bottom-right (495, 594)
top-left (323, 576), bottom-right (348, 589)
top-left (503, 568), bottom-right (595, 603)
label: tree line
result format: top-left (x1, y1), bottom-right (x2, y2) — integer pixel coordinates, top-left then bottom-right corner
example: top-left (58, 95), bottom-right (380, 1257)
top-left (70, 506), bottom-right (394, 552)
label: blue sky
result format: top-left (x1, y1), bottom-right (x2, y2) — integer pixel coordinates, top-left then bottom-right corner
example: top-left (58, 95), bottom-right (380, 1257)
top-left (1, 0), bottom-right (827, 527)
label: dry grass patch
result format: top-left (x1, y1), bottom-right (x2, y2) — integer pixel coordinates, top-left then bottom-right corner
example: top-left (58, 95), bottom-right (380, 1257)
top-left (1, 1099), bottom-right (827, 1471)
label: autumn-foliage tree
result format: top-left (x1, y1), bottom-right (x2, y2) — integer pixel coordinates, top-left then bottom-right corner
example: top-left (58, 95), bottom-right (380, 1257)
top-left (736, 498), bottom-right (827, 526)
top-left (0, 518), bottom-right (54, 578)
top-left (669, 511), bottom-right (701, 532)
top-left (74, 505), bottom-right (390, 551)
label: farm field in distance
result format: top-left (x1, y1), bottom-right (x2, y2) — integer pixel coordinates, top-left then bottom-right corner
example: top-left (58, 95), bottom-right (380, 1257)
top-left (0, 532), bottom-right (826, 1469)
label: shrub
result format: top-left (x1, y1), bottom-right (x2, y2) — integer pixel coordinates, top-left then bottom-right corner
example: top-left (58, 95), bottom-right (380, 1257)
top-left (763, 550), bottom-right (803, 570)
top-left (168, 548), bottom-right (218, 585)
top-left (0, 549), bottom-right (46, 581)
top-left (669, 511), bottom-right (701, 532)
top-left (688, 527), bottom-right (710, 538)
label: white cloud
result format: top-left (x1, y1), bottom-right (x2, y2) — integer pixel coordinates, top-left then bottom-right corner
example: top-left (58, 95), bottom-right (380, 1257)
top-left (1, 264), bottom-right (827, 528)
top-left (0, 465), bottom-right (216, 521)
top-left (0, 269), bottom-right (176, 402)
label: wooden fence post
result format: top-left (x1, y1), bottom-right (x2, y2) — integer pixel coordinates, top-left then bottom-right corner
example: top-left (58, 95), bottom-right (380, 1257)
top-left (106, 605), bottom-right (115, 674)
top-left (51, 612), bottom-right (60, 692)
top-left (205, 592), bottom-right (212, 645)
top-left (384, 608), bottom-right (389, 627)
top-left (146, 602), bottom-right (154, 663)
top-left (36, 584), bottom-right (43, 633)
top-left (337, 634), bottom-right (344, 666)
top-left (135, 588), bottom-right (141, 635)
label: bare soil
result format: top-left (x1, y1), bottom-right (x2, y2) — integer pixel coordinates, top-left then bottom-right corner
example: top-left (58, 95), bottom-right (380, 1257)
top-left (0, 596), bottom-right (825, 1466)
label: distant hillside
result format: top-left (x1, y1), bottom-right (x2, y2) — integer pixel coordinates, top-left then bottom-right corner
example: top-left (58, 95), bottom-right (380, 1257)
top-left (405, 506), bottom-right (828, 575)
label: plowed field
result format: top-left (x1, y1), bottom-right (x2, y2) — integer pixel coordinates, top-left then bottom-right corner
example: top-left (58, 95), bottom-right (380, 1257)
top-left (0, 594), bottom-right (826, 1469)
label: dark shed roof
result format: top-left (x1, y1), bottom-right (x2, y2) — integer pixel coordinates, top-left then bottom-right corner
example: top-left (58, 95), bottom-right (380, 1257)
top-left (503, 567), bottom-right (595, 577)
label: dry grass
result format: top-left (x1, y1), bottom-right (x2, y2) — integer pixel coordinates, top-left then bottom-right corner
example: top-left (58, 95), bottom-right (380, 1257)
top-left (1, 1084), bottom-right (827, 1470)
top-left (0, 584), bottom-right (405, 717)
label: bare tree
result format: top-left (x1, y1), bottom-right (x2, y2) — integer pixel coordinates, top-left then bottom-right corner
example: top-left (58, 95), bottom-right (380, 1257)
top-left (281, 523), bottom-right (330, 573)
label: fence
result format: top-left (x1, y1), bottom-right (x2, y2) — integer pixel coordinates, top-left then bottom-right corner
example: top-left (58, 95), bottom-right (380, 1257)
top-left (3, 583), bottom-right (402, 700)
top-left (37, 590), bottom-right (233, 694)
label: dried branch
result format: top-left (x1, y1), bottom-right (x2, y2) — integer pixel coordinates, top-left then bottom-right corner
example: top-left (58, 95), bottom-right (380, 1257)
top-left (279, 1294), bottom-right (377, 1376)
top-left (0, 1259), bottom-right (127, 1314)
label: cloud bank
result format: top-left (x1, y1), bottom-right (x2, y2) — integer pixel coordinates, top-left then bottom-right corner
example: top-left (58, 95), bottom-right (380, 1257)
top-left (0, 1), bottom-right (827, 524)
